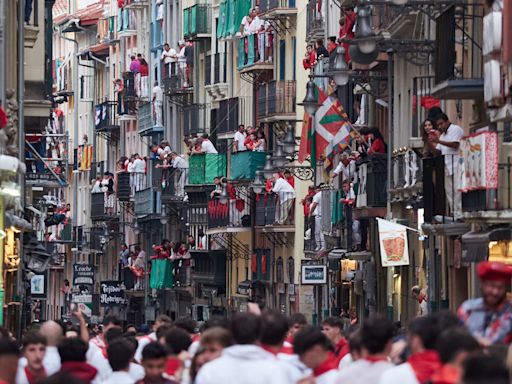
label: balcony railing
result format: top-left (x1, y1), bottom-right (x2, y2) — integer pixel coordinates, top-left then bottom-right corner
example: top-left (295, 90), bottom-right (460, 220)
top-left (90, 193), bottom-right (118, 220)
top-left (134, 187), bottom-right (160, 217)
top-left (98, 16), bottom-right (116, 43)
top-left (207, 187), bottom-right (252, 229)
top-left (257, 80), bottom-right (296, 121)
top-left (192, 250), bottom-right (227, 286)
top-left (183, 4), bottom-right (212, 40)
top-left (138, 103), bottom-right (164, 136)
top-left (237, 34), bottom-right (273, 71)
top-left (95, 101), bottom-right (120, 132)
top-left (118, 8), bottom-right (137, 36)
top-left (255, 192), bottom-right (295, 226)
top-left (159, 167), bottom-right (189, 201)
top-left (391, 150), bottom-right (422, 192)
top-left (230, 151), bottom-right (267, 180)
top-left (188, 153), bottom-right (227, 185)
top-left (312, 58), bottom-right (330, 93)
top-left (355, 155), bottom-right (387, 209)
top-left (306, 0), bottom-right (324, 42)
top-left (259, 0), bottom-right (296, 14)
top-left (161, 61), bottom-right (192, 94)
top-left (151, 21), bottom-right (163, 49)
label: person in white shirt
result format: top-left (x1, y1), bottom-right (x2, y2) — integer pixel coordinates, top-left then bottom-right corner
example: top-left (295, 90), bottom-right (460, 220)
top-left (132, 154), bottom-right (146, 192)
top-left (171, 152), bottom-right (189, 196)
top-left (161, 43), bottom-right (177, 77)
top-left (234, 124), bottom-right (247, 152)
top-left (177, 41), bottom-right (188, 87)
top-left (135, 314), bottom-right (173, 363)
top-left (332, 152), bottom-right (356, 183)
top-left (431, 113), bottom-right (464, 218)
top-left (16, 332), bottom-right (47, 384)
top-left (240, 11), bottom-right (253, 36)
top-left (308, 184), bottom-right (325, 251)
top-left (102, 339), bottom-right (135, 384)
top-left (272, 173), bottom-right (296, 225)
top-left (200, 134), bottom-right (218, 154)
top-left (39, 321), bottom-right (62, 375)
top-left (152, 81), bottom-right (164, 126)
top-left (91, 176), bottom-right (102, 194)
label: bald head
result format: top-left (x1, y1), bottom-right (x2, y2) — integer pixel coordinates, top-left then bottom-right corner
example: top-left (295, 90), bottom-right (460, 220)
top-left (40, 321), bottom-right (63, 346)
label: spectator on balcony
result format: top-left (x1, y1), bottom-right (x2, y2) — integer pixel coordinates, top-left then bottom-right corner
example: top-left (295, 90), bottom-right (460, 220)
top-left (327, 36), bottom-right (338, 55)
top-left (315, 39), bottom-right (329, 60)
top-left (200, 133), bottom-right (218, 154)
top-left (151, 143), bottom-right (165, 160)
top-left (339, 8), bottom-right (356, 63)
top-left (177, 41), bottom-right (188, 88)
top-left (113, 78), bottom-right (126, 115)
top-left (102, 172), bottom-right (115, 215)
top-left (161, 43), bottom-right (178, 78)
top-left (132, 246), bottom-right (146, 290)
top-left (244, 126), bottom-right (256, 149)
top-left (160, 140), bottom-right (172, 155)
top-left (309, 183), bottom-right (325, 251)
top-left (271, 173), bottom-right (296, 225)
top-left (198, 230), bottom-right (207, 250)
top-left (430, 113), bottom-right (464, 218)
top-left (240, 9), bottom-right (254, 36)
top-left (119, 244), bottom-right (130, 270)
top-left (185, 41), bottom-right (194, 87)
top-left (139, 57), bottom-right (149, 99)
top-left (170, 152), bottom-right (188, 197)
top-left (234, 124), bottom-right (247, 152)
top-left (130, 55), bottom-right (141, 74)
top-left (283, 169), bottom-right (295, 188)
top-left (254, 130), bottom-right (266, 152)
top-left (301, 186), bottom-right (316, 216)
top-left (421, 118), bottom-right (439, 158)
top-left (245, 133), bottom-right (258, 151)
top-left (91, 176), bottom-right (102, 193)
top-left (152, 81), bottom-right (164, 127)
top-left (366, 128), bottom-right (387, 155)
top-left (303, 45), bottom-right (316, 70)
top-left (132, 154), bottom-right (146, 192)
top-left (332, 151), bottom-right (356, 183)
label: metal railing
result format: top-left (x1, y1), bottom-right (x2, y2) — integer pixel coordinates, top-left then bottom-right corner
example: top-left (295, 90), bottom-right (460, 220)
top-left (306, 0), bottom-right (324, 41)
top-left (259, 0), bottom-right (296, 13)
top-left (207, 187), bottom-right (252, 229)
top-left (257, 80), bottom-right (296, 118)
top-left (237, 34), bottom-right (273, 70)
top-left (161, 61), bottom-right (191, 93)
top-left (95, 101), bottom-right (119, 131)
top-left (391, 151), bottom-right (422, 190)
top-left (183, 4), bottom-right (212, 39)
top-left (255, 192), bottom-right (296, 226)
top-left (118, 7), bottom-right (137, 34)
top-left (355, 155), bottom-right (388, 209)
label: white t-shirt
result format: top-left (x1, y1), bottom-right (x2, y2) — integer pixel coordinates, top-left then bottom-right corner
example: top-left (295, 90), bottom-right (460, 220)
top-left (249, 16), bottom-right (263, 34)
top-left (127, 161), bottom-right (135, 173)
top-left (333, 160), bottom-right (356, 181)
top-left (337, 360), bottom-right (393, 384)
top-left (234, 131), bottom-right (247, 151)
top-left (161, 48), bottom-right (177, 64)
top-left (101, 371), bottom-right (135, 384)
top-left (172, 155), bottom-right (189, 169)
top-left (241, 16), bottom-right (252, 35)
top-left (379, 362), bottom-right (419, 384)
top-left (201, 140), bottom-right (218, 154)
top-left (178, 46), bottom-right (187, 68)
top-left (153, 85), bottom-right (163, 104)
top-left (133, 158), bottom-right (146, 173)
top-left (312, 191), bottom-right (322, 216)
top-left (272, 178), bottom-right (296, 202)
top-left (436, 123), bottom-right (464, 175)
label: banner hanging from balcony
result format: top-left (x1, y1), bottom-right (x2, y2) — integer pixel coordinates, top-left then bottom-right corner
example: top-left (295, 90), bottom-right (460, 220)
top-left (377, 218), bottom-right (410, 267)
top-left (459, 131), bottom-right (498, 192)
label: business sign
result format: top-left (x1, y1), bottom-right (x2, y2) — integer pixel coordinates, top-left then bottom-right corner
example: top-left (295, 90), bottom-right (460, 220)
top-left (301, 265), bottom-right (327, 284)
top-left (100, 281), bottom-right (125, 306)
top-left (73, 264), bottom-right (94, 285)
top-left (459, 131), bottom-right (498, 192)
top-left (377, 218), bottom-right (410, 267)
top-left (72, 294), bottom-right (93, 317)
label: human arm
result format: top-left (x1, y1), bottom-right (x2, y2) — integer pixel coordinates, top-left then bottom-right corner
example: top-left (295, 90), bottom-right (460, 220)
top-left (73, 309), bottom-right (89, 343)
top-left (309, 202), bottom-right (317, 217)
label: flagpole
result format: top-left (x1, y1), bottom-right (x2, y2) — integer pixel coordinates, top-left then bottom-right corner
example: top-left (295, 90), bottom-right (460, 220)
top-left (311, 112), bottom-right (317, 184)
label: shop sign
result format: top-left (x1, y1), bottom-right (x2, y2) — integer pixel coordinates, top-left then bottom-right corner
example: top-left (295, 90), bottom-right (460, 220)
top-left (72, 294), bottom-right (93, 317)
top-left (73, 264), bottom-right (94, 285)
top-left (301, 265), bottom-right (327, 284)
top-left (377, 218), bottom-right (410, 267)
top-left (100, 281), bottom-right (125, 306)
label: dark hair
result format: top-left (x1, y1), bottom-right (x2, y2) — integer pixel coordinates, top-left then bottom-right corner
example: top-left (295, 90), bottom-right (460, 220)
top-left (435, 113), bottom-right (449, 122)
top-left (22, 331), bottom-right (47, 349)
top-left (102, 315), bottom-right (122, 327)
top-left (230, 313), bottom-right (261, 345)
top-left (104, 327), bottom-right (124, 345)
top-left (107, 339), bottom-right (134, 371)
top-left (322, 317), bottom-right (344, 331)
top-left (124, 335), bottom-right (139, 352)
top-left (361, 317), bottom-right (394, 354)
top-left (38, 372), bottom-right (85, 384)
top-left (420, 119), bottom-right (436, 142)
top-left (289, 313), bottom-right (308, 327)
top-left (163, 328), bottom-right (192, 355)
top-left (58, 338), bottom-right (88, 363)
top-left (408, 316), bottom-right (440, 350)
top-left (348, 331), bottom-right (363, 354)
top-left (156, 324), bottom-right (173, 341)
top-left (462, 354), bottom-right (510, 384)
top-left (200, 327), bottom-right (233, 348)
top-left (260, 311), bottom-right (289, 346)
top-left (427, 106), bottom-right (443, 120)
top-left (436, 328), bottom-right (479, 364)
top-left (155, 314), bottom-right (173, 325)
top-left (142, 342), bottom-right (167, 361)
top-left (174, 317), bottom-right (197, 334)
top-left (0, 338), bottom-right (19, 357)
top-left (293, 326), bottom-right (331, 355)
top-left (432, 311), bottom-right (460, 332)
top-left (202, 315), bottom-right (230, 331)
top-left (316, 38), bottom-right (324, 46)
top-left (329, 36), bottom-right (336, 43)
top-left (125, 324), bottom-right (136, 332)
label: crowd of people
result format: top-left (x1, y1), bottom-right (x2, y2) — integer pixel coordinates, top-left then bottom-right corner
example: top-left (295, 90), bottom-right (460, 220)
top-left (233, 124), bottom-right (266, 152)
top-left (239, 7), bottom-right (273, 64)
top-left (161, 41), bottom-right (194, 89)
top-left (2, 259), bottom-right (510, 384)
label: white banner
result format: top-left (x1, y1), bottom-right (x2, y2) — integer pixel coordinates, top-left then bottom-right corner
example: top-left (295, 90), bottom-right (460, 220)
top-left (459, 131), bottom-right (498, 192)
top-left (377, 218), bottom-right (410, 267)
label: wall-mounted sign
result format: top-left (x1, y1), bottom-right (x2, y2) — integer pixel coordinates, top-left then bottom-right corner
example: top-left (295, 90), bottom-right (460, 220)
top-left (73, 264), bottom-right (94, 285)
top-left (459, 131), bottom-right (498, 192)
top-left (301, 265), bottom-right (327, 284)
top-left (30, 273), bottom-right (47, 299)
top-left (100, 281), bottom-right (125, 306)
top-left (377, 218), bottom-right (410, 267)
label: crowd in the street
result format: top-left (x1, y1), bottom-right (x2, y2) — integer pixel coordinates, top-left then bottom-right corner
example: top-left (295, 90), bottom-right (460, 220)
top-left (0, 260), bottom-right (509, 384)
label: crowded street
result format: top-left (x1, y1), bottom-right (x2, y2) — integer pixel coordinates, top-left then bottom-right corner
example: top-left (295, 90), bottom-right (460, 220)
top-left (0, 0), bottom-right (509, 382)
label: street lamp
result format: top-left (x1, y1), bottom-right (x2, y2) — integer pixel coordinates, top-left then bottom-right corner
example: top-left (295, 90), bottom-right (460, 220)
top-left (272, 143), bottom-right (288, 168)
top-left (354, 4), bottom-right (377, 54)
top-left (25, 238), bottom-right (51, 273)
top-left (298, 78), bottom-right (320, 116)
top-left (218, 184), bottom-right (230, 204)
top-left (330, 46), bottom-right (350, 86)
top-left (281, 124), bottom-right (296, 155)
top-left (251, 171), bottom-right (265, 194)
top-left (262, 155), bottom-right (275, 179)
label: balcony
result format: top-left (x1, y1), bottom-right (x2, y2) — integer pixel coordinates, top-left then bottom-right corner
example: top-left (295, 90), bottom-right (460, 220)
top-left (138, 102), bottom-right (164, 136)
top-left (255, 192), bottom-right (295, 230)
top-left (431, 5), bottom-right (484, 99)
top-left (95, 101), bottom-right (120, 140)
top-left (124, 0), bottom-right (149, 9)
top-left (230, 151), bottom-right (267, 180)
top-left (151, 21), bottom-right (164, 50)
top-left (161, 62), bottom-right (193, 98)
top-left (160, 167), bottom-right (189, 203)
top-left (207, 187), bottom-right (252, 233)
top-left (90, 193), bottom-right (119, 221)
top-left (183, 4), bottom-right (212, 40)
top-left (237, 34), bottom-right (273, 73)
top-left (118, 8), bottom-right (137, 37)
top-left (192, 250), bottom-right (227, 287)
top-left (259, 0), bottom-right (297, 18)
top-left (390, 150), bottom-right (423, 203)
top-left (306, 0), bottom-right (324, 42)
top-left (355, 155), bottom-right (387, 210)
top-left (98, 16), bottom-right (117, 44)
top-left (188, 154), bottom-right (227, 185)
top-left (257, 80), bottom-right (296, 122)
top-left (134, 187), bottom-right (161, 218)
top-left (175, 263), bottom-right (192, 287)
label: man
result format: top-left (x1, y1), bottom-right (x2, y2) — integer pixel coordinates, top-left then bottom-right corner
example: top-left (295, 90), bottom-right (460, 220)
top-left (411, 286), bottom-right (428, 317)
top-left (152, 81), bottom-right (164, 126)
top-left (199, 327), bottom-right (233, 364)
top-left (16, 332), bottom-right (47, 384)
top-left (170, 152), bottom-right (188, 197)
top-left (138, 342), bottom-right (178, 384)
top-left (103, 339), bottom-right (136, 384)
top-left (135, 315), bottom-right (172, 362)
top-left (162, 328), bottom-right (192, 380)
top-left (293, 326), bottom-right (339, 384)
top-left (184, 41), bottom-right (194, 87)
top-left (88, 316), bottom-right (122, 367)
top-left (332, 152), bottom-right (356, 183)
top-left (457, 261), bottom-right (512, 345)
top-left (379, 316), bottom-right (441, 384)
top-left (90, 327), bottom-right (124, 381)
top-left (39, 320), bottom-right (63, 375)
top-left (177, 41), bottom-right (188, 87)
top-left (196, 313), bottom-right (289, 384)
top-left (321, 317), bottom-right (349, 365)
top-left (59, 338), bottom-right (98, 383)
top-left (161, 43), bottom-right (177, 78)
top-left (336, 317), bottom-right (394, 383)
top-left (271, 173), bottom-right (296, 225)
top-left (133, 246), bottom-right (146, 290)
top-left (315, 38), bottom-right (329, 59)
top-left (200, 133), bottom-right (218, 154)
top-left (132, 154), bottom-right (146, 192)
top-left (234, 125), bottom-right (247, 152)
top-left (461, 354), bottom-right (510, 384)
top-left (430, 113), bottom-right (464, 218)
top-left (0, 338), bottom-right (20, 384)
top-left (243, 126), bottom-right (256, 150)
top-left (285, 313), bottom-right (308, 347)
top-left (309, 184), bottom-right (325, 251)
top-left (119, 244), bottom-right (130, 270)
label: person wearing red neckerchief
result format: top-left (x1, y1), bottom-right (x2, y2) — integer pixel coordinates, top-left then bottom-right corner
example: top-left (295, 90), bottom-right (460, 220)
top-left (336, 317), bottom-right (394, 383)
top-left (284, 312), bottom-right (308, 348)
top-left (379, 316), bottom-right (442, 384)
top-left (293, 326), bottom-right (339, 384)
top-left (411, 286), bottom-right (428, 317)
top-left (16, 332), bottom-right (47, 384)
top-left (430, 328), bottom-right (479, 384)
top-left (321, 317), bottom-right (349, 366)
top-left (0, 338), bottom-right (19, 384)
top-left (59, 338), bottom-right (99, 383)
top-left (162, 328), bottom-right (191, 381)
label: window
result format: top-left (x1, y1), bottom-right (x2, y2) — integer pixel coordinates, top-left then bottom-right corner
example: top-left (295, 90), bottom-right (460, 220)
top-left (276, 257), bottom-right (284, 283)
top-left (292, 37), bottom-right (296, 81)
top-left (287, 257), bottom-right (294, 284)
top-left (279, 40), bottom-right (286, 81)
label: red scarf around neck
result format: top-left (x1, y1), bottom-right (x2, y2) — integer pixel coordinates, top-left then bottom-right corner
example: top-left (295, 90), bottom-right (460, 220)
top-left (407, 350), bottom-right (442, 383)
top-left (24, 366), bottom-right (47, 384)
top-left (313, 353), bottom-right (339, 377)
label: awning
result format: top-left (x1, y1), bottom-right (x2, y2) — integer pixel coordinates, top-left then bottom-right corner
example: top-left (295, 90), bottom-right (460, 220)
top-left (461, 228), bottom-right (512, 263)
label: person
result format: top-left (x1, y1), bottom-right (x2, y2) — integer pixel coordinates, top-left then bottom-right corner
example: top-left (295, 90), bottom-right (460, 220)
top-left (336, 317), bottom-right (394, 383)
top-left (457, 261), bottom-right (512, 346)
top-left (271, 173), bottom-right (296, 225)
top-left (135, 315), bottom-right (172, 362)
top-left (195, 313), bottom-right (289, 384)
top-left (339, 8), bottom-right (356, 62)
top-left (177, 41), bottom-right (188, 87)
top-left (119, 244), bottom-right (130, 270)
top-left (59, 338), bottom-right (98, 383)
top-left (90, 327), bottom-right (125, 381)
top-left (101, 172), bottom-right (115, 215)
top-left (234, 125), bottom-right (247, 152)
top-left (293, 326), bottom-right (339, 384)
top-left (16, 331), bottom-right (48, 384)
top-left (129, 55), bottom-right (141, 74)
top-left (240, 9), bottom-right (253, 36)
top-left (430, 328), bottom-right (479, 384)
top-left (315, 38), bottom-right (329, 59)
top-left (132, 246), bottom-right (146, 290)
top-left (339, 330), bottom-right (364, 369)
top-left (0, 338), bottom-right (20, 384)
top-left (88, 315), bottom-right (122, 363)
top-left (138, 342), bottom-right (178, 384)
top-left (379, 316), bottom-right (442, 384)
top-left (283, 169), bottom-right (294, 188)
top-left (101, 339), bottom-right (136, 384)
top-left (366, 128), bottom-right (386, 155)
top-left (91, 176), bottom-right (102, 193)
top-left (332, 152), bottom-right (356, 183)
top-left (285, 313), bottom-right (308, 347)
top-left (421, 119), bottom-right (438, 158)
top-left (39, 321), bottom-right (63, 375)
top-left (199, 327), bottom-right (233, 364)
top-left (185, 41), bottom-right (194, 87)
top-left (411, 286), bottom-right (428, 317)
top-left (321, 317), bottom-right (349, 365)
top-left (132, 154), bottom-right (146, 192)
top-left (139, 58), bottom-right (149, 98)
top-left (152, 81), bottom-right (164, 126)
top-left (430, 113), bottom-right (464, 218)
top-left (114, 78), bottom-right (125, 115)
top-left (200, 133), bottom-right (218, 154)
top-left (309, 184), bottom-right (325, 251)
top-left (303, 45), bottom-right (316, 70)
top-left (161, 43), bottom-right (177, 78)
top-left (254, 130), bottom-right (266, 152)
top-left (460, 353), bottom-right (510, 384)
top-left (327, 36), bottom-right (337, 55)
top-left (197, 230), bottom-right (207, 250)
top-left (162, 328), bottom-right (192, 381)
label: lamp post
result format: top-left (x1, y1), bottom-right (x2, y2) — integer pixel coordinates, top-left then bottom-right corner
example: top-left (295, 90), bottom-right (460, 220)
top-left (298, 78), bottom-right (320, 183)
top-left (330, 46), bottom-right (351, 87)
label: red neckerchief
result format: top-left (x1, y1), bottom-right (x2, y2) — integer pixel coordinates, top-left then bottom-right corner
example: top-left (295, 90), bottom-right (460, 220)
top-left (431, 364), bottom-right (460, 384)
top-left (364, 356), bottom-right (388, 363)
top-left (24, 366), bottom-right (47, 384)
top-left (407, 350), bottom-right (442, 383)
top-left (334, 337), bottom-right (349, 362)
top-left (0, 380), bottom-right (9, 384)
top-left (164, 357), bottom-right (181, 376)
top-left (261, 344), bottom-right (279, 355)
top-left (313, 353), bottom-right (339, 377)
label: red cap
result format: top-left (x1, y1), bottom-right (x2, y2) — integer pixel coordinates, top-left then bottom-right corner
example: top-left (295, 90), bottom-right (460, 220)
top-left (477, 261), bottom-right (512, 282)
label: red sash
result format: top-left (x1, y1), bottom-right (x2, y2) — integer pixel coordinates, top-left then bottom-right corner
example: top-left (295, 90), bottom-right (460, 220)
top-left (408, 350), bottom-right (442, 383)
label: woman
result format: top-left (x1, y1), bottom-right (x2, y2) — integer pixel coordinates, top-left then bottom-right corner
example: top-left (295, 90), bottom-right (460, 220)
top-left (366, 128), bottom-right (386, 155)
top-left (421, 118), bottom-right (439, 158)
top-left (139, 58), bottom-right (149, 98)
top-left (254, 130), bottom-right (266, 151)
